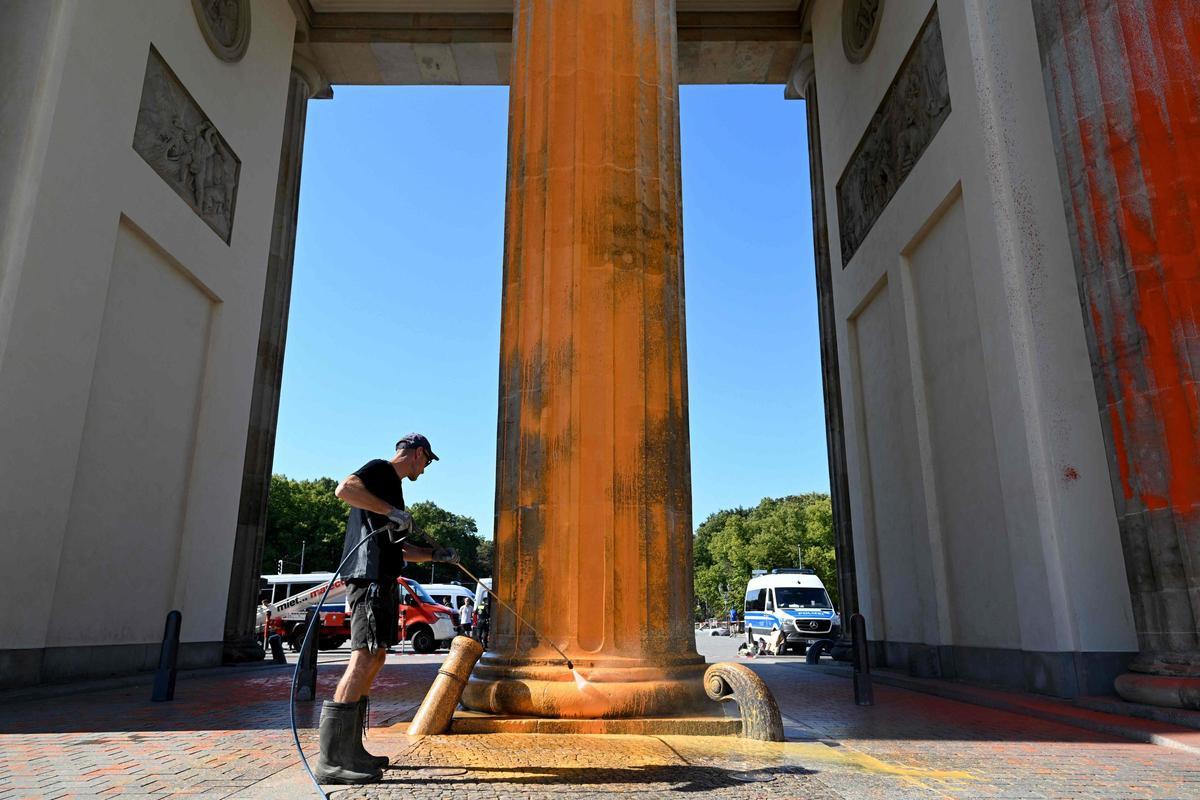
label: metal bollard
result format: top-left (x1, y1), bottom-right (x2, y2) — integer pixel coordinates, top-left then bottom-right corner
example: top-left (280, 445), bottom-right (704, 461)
top-left (850, 613), bottom-right (874, 706)
top-left (294, 607), bottom-right (319, 701)
top-left (151, 610), bottom-right (182, 702)
top-left (268, 634), bottom-right (287, 664)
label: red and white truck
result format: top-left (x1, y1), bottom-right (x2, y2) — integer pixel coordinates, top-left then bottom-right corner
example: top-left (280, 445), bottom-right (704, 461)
top-left (258, 573), bottom-right (459, 653)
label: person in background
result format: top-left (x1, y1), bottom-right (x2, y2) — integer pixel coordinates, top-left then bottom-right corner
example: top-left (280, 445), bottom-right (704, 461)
top-left (460, 596), bottom-right (475, 637)
top-left (478, 602), bottom-right (490, 648)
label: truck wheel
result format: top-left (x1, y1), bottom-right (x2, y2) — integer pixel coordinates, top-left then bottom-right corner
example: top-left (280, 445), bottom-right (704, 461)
top-left (318, 637), bottom-right (346, 651)
top-left (410, 625), bottom-right (436, 654)
top-left (287, 625), bottom-right (306, 652)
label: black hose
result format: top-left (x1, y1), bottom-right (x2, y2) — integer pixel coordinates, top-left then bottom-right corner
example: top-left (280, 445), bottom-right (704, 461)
top-left (289, 525), bottom-right (397, 800)
top-left (287, 521), bottom-right (572, 799)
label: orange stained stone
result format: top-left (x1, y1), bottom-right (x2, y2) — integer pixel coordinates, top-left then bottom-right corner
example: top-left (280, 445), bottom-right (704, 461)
top-left (463, 0), bottom-right (708, 719)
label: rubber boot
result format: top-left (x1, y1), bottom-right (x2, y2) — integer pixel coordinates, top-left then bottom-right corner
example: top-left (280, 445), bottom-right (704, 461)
top-left (353, 696), bottom-right (389, 771)
top-left (314, 701), bottom-right (383, 785)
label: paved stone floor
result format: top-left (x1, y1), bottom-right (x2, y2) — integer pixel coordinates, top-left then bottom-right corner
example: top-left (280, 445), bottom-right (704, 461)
top-left (2, 636), bottom-right (1199, 799)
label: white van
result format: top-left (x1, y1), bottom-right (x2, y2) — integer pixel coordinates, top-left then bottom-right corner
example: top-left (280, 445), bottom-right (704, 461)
top-left (743, 569), bottom-right (840, 654)
top-left (473, 578), bottom-right (492, 607)
top-left (422, 583), bottom-right (476, 615)
top-left (260, 572), bottom-right (335, 607)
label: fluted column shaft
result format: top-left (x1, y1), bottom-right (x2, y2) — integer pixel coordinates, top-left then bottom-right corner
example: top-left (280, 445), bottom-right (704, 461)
top-left (1033, 0), bottom-right (1200, 707)
top-left (223, 63), bottom-right (320, 663)
top-left (463, 0), bottom-right (706, 718)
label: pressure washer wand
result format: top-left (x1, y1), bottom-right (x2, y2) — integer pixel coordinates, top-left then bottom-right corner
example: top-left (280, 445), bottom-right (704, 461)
top-left (450, 560), bottom-right (574, 671)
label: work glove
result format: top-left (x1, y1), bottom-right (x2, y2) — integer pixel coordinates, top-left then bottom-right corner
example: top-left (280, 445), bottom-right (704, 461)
top-left (386, 507), bottom-right (413, 531)
top-left (431, 546), bottom-right (460, 564)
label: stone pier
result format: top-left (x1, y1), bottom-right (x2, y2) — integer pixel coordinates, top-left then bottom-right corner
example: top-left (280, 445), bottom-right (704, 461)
top-left (461, 0), bottom-right (709, 718)
top-left (1033, 0), bottom-right (1200, 708)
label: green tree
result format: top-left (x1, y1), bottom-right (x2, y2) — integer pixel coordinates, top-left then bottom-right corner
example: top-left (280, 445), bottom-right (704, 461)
top-left (406, 501), bottom-right (491, 585)
top-left (262, 475), bottom-right (349, 574)
top-left (692, 494), bottom-right (838, 619)
top-left (262, 474), bottom-right (495, 586)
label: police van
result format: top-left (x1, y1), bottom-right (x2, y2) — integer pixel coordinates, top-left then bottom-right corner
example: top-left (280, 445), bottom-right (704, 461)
top-left (743, 568), bottom-right (840, 654)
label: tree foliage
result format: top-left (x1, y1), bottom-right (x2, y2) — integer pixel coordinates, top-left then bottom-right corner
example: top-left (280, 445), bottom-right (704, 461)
top-left (405, 500), bottom-right (491, 585)
top-left (692, 494), bottom-right (838, 619)
top-left (263, 474), bottom-right (493, 584)
top-left (263, 475), bottom-right (349, 574)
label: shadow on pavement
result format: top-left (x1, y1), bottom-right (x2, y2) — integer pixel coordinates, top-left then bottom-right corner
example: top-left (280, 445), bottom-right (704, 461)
top-left (374, 764), bottom-right (818, 793)
top-left (0, 656), bottom-right (1156, 747)
top-left (0, 662), bottom-right (436, 733)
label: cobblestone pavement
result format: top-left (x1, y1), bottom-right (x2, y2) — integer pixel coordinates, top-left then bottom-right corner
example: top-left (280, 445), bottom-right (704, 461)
top-left (1, 637), bottom-right (1198, 799)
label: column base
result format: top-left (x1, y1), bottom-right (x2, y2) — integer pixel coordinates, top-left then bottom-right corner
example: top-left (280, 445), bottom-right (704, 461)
top-left (1116, 651), bottom-right (1200, 711)
top-left (462, 654), bottom-right (712, 719)
top-left (407, 709), bottom-right (741, 736)
top-left (1115, 650), bottom-right (1200, 711)
top-left (1114, 673), bottom-right (1200, 710)
top-left (222, 633), bottom-right (266, 664)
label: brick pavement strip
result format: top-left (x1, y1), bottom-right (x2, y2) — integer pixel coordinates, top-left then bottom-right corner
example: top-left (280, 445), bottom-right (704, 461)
top-left (2, 645), bottom-right (1199, 799)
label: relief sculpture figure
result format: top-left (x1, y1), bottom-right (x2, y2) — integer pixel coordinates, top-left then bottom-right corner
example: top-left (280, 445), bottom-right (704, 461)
top-left (836, 7), bottom-right (950, 266)
top-left (133, 47), bottom-right (240, 242)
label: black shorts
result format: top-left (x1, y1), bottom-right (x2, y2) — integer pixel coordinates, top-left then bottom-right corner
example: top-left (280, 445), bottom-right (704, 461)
top-left (347, 579), bottom-right (400, 651)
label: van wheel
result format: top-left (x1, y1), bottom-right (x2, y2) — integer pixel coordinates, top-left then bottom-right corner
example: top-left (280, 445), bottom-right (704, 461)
top-left (410, 625), bottom-right (436, 654)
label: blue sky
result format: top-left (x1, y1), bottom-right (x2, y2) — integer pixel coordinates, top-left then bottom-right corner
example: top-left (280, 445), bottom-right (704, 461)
top-left (275, 84), bottom-right (827, 538)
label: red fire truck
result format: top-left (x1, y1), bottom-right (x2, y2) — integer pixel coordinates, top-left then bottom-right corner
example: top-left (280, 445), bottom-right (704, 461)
top-left (258, 574), bottom-right (459, 653)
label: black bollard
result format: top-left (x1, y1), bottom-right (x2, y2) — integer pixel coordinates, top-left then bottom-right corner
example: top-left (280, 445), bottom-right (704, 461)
top-left (268, 633), bottom-right (287, 664)
top-left (151, 610), bottom-right (182, 702)
top-left (294, 606), bottom-right (318, 701)
top-left (850, 613), bottom-right (874, 706)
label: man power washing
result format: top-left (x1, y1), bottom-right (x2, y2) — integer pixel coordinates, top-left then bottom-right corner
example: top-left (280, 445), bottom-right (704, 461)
top-left (314, 433), bottom-right (459, 785)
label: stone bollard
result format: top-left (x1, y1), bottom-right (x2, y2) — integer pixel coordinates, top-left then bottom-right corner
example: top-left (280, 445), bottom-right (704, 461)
top-left (703, 662), bottom-right (784, 741)
top-left (151, 610), bottom-right (183, 702)
top-left (408, 636), bottom-right (485, 735)
top-left (851, 613), bottom-right (874, 706)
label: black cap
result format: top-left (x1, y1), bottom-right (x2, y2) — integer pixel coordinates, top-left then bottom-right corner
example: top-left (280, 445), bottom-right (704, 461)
top-left (396, 433), bottom-right (438, 461)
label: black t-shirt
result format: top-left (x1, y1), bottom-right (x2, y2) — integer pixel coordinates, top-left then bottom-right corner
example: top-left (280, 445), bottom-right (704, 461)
top-left (341, 459), bottom-right (406, 580)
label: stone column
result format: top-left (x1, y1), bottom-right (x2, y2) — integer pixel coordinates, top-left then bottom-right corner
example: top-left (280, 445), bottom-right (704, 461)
top-left (222, 58), bottom-right (329, 663)
top-left (1033, 0), bottom-right (1200, 708)
top-left (462, 0), bottom-right (708, 718)
top-left (788, 51), bottom-right (859, 625)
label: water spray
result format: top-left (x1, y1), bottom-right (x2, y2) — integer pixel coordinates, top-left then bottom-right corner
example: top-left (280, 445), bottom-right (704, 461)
top-left (448, 559), bottom-right (573, 671)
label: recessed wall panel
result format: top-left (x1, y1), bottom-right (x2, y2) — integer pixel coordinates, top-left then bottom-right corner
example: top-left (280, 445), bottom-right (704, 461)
top-left (852, 283), bottom-right (923, 643)
top-left (48, 221), bottom-right (214, 647)
top-left (908, 196), bottom-right (1019, 649)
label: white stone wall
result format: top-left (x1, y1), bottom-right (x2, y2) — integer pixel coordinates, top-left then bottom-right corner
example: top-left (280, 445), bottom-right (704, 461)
top-left (0, 0), bottom-right (296, 683)
top-left (811, 0), bottom-right (1137, 664)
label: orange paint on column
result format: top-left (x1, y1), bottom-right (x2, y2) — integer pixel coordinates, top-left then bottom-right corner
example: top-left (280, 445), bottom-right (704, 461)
top-left (463, 0), bottom-right (707, 719)
top-left (1060, 0), bottom-right (1200, 513)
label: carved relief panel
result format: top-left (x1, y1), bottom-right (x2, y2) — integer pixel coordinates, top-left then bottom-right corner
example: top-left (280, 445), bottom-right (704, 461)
top-left (843, 0), bottom-right (884, 64)
top-left (133, 47), bottom-right (240, 243)
top-left (192, 0), bottom-right (250, 62)
top-left (836, 7), bottom-right (950, 267)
